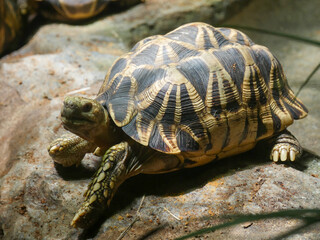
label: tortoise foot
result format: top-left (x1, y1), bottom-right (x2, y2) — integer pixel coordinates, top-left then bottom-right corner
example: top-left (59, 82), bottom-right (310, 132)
top-left (269, 130), bottom-right (302, 162)
top-left (48, 133), bottom-right (96, 167)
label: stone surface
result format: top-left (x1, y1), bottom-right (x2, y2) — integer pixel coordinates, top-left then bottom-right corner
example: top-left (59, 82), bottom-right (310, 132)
top-left (1, 0), bottom-right (319, 239)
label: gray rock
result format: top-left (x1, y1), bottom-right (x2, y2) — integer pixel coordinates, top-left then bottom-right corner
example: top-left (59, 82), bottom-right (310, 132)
top-left (1, 0), bottom-right (319, 239)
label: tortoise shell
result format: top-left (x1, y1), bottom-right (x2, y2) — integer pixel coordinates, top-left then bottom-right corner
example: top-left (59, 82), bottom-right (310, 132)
top-left (29, 0), bottom-right (109, 21)
top-left (30, 0), bottom-right (140, 22)
top-left (97, 22), bottom-right (308, 155)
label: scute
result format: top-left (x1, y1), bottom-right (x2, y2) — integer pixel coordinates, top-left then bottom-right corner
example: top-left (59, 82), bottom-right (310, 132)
top-left (131, 44), bottom-right (160, 66)
top-left (212, 47), bottom-right (246, 93)
top-left (177, 58), bottom-right (210, 101)
top-left (97, 22), bottom-right (308, 154)
top-left (165, 24), bottom-right (199, 46)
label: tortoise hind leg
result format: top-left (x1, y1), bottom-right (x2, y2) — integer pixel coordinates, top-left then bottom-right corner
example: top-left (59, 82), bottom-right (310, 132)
top-left (269, 130), bottom-right (303, 162)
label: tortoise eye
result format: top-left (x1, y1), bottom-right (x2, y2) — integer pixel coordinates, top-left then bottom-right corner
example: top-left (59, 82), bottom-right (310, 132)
top-left (82, 102), bottom-right (92, 112)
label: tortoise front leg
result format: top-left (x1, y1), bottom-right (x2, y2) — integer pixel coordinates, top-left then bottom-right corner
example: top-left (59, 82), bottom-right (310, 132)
top-left (48, 133), bottom-right (97, 167)
top-left (71, 141), bottom-right (137, 228)
top-left (71, 142), bottom-right (183, 228)
top-left (269, 130), bottom-right (303, 162)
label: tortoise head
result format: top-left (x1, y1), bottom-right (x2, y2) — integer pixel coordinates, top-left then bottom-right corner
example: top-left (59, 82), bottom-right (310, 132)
top-left (61, 96), bottom-right (111, 147)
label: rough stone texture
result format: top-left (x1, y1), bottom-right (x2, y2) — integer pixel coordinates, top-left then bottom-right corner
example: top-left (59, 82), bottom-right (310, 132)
top-left (0, 0), bottom-right (319, 239)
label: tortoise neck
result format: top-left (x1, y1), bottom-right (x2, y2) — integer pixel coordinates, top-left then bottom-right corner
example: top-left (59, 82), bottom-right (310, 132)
top-left (92, 108), bottom-right (122, 149)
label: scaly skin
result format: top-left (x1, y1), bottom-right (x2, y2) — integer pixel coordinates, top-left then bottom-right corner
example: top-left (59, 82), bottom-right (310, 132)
top-left (70, 140), bottom-right (182, 228)
top-left (48, 133), bottom-right (97, 166)
top-left (71, 142), bottom-right (134, 228)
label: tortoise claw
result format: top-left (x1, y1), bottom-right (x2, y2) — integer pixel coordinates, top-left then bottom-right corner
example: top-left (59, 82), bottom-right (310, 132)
top-left (271, 143), bottom-right (299, 162)
top-left (270, 130), bottom-right (302, 163)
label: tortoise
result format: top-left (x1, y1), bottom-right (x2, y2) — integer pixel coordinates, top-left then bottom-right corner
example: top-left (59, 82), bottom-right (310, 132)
top-left (0, 0), bottom-right (26, 56)
top-left (48, 22), bottom-right (308, 228)
top-left (0, 0), bottom-right (140, 55)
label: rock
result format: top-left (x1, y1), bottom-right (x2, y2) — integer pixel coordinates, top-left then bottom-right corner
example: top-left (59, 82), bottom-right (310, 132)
top-left (95, 155), bottom-right (320, 240)
top-left (1, 0), bottom-right (319, 239)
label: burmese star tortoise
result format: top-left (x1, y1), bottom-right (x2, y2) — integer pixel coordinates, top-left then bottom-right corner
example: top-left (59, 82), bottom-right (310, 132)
top-left (48, 22), bottom-right (308, 228)
top-left (0, 0), bottom-right (140, 55)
